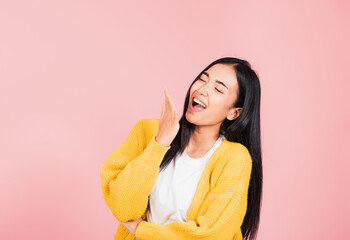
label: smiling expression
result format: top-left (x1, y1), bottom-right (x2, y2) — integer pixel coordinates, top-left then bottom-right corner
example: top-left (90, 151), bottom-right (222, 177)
top-left (186, 63), bottom-right (241, 126)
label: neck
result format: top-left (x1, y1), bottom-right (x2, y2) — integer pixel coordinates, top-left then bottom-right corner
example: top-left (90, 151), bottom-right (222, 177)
top-left (187, 123), bottom-right (221, 151)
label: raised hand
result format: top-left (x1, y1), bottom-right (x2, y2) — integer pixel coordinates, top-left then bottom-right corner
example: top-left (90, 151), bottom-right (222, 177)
top-left (155, 87), bottom-right (180, 147)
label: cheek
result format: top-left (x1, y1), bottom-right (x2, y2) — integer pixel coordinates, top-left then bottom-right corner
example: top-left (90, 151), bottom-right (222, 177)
top-left (209, 96), bottom-right (230, 114)
top-left (190, 83), bottom-right (199, 92)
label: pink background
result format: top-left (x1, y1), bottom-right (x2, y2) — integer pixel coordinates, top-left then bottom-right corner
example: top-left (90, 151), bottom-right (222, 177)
top-left (1, 0), bottom-right (349, 239)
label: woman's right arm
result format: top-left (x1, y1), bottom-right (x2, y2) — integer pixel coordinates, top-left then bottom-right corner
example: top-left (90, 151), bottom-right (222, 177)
top-left (101, 87), bottom-right (179, 223)
top-left (100, 119), bottom-right (171, 223)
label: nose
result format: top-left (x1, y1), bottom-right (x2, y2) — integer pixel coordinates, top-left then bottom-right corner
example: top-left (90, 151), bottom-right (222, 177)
top-left (198, 85), bottom-right (208, 96)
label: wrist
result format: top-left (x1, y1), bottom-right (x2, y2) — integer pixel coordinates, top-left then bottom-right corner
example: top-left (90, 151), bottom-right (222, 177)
top-left (155, 136), bottom-right (169, 147)
top-left (133, 220), bottom-right (143, 235)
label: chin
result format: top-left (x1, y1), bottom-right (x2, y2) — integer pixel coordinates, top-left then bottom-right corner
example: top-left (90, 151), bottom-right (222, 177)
top-left (185, 111), bottom-right (199, 125)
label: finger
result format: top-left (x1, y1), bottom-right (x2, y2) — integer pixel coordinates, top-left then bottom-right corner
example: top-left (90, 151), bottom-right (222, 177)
top-left (160, 102), bottom-right (165, 119)
top-left (173, 105), bottom-right (179, 120)
top-left (165, 88), bottom-right (175, 115)
top-left (164, 88), bottom-right (171, 109)
top-left (164, 87), bottom-right (171, 104)
top-left (165, 88), bottom-right (176, 110)
top-left (165, 88), bottom-right (178, 119)
top-left (169, 95), bottom-right (177, 117)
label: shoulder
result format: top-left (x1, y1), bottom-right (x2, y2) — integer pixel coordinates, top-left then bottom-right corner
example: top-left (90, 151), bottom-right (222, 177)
top-left (210, 140), bottom-right (252, 186)
top-left (221, 140), bottom-right (252, 168)
top-left (132, 118), bottom-right (160, 141)
top-left (137, 118), bottom-right (159, 125)
top-left (134, 118), bottom-right (159, 132)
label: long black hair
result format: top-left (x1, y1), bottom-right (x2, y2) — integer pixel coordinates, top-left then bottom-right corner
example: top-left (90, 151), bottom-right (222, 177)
top-left (158, 57), bottom-right (263, 240)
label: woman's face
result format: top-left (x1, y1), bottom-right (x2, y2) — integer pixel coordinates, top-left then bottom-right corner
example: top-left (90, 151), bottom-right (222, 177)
top-left (186, 63), bottom-right (241, 126)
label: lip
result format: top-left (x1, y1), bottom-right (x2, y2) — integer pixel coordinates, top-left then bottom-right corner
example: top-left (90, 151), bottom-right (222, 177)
top-left (192, 96), bottom-right (207, 108)
top-left (189, 97), bottom-right (206, 112)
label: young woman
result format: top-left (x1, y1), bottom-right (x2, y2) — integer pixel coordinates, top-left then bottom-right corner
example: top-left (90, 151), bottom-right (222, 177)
top-left (101, 57), bottom-right (263, 240)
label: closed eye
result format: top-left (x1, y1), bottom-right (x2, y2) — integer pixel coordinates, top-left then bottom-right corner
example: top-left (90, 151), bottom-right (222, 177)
top-left (198, 78), bottom-right (223, 93)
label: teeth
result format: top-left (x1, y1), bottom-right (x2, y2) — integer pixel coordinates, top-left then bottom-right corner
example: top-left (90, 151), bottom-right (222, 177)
top-left (193, 98), bottom-right (206, 108)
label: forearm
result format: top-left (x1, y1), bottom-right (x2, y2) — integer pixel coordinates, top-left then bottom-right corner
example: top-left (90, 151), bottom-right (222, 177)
top-left (101, 135), bottom-right (171, 222)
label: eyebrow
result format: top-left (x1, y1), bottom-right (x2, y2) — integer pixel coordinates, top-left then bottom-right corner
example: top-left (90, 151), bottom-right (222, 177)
top-left (201, 71), bottom-right (229, 89)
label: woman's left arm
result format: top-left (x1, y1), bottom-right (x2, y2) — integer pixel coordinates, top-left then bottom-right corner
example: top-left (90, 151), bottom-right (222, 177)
top-left (134, 146), bottom-right (253, 240)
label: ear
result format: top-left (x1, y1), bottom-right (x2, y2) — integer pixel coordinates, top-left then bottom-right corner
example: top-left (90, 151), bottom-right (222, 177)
top-left (227, 108), bottom-right (242, 121)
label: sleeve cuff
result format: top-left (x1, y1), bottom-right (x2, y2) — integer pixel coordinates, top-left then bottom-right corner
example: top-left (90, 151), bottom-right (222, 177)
top-left (141, 135), bottom-right (171, 167)
top-left (135, 221), bottom-right (158, 239)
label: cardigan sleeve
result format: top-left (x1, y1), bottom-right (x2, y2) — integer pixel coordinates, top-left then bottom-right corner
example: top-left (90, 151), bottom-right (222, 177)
top-left (134, 145), bottom-right (252, 240)
top-left (100, 119), bottom-right (171, 222)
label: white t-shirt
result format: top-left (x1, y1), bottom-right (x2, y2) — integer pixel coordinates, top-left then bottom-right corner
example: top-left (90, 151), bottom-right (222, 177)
top-left (146, 134), bottom-right (225, 224)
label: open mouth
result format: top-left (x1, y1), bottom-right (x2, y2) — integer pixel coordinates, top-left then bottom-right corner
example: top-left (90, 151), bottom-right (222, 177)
top-left (191, 97), bottom-right (206, 110)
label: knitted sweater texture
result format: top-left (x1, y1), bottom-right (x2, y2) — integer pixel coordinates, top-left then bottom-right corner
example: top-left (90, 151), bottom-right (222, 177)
top-left (100, 118), bottom-right (252, 240)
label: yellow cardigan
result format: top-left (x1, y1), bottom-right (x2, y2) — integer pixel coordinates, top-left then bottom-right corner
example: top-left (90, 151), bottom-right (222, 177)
top-left (100, 118), bottom-right (252, 240)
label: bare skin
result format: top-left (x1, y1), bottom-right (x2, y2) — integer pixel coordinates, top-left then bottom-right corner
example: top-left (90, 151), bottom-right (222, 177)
top-left (185, 64), bottom-right (242, 156)
top-left (155, 87), bottom-right (180, 147)
top-left (121, 217), bottom-right (143, 236)
top-left (156, 64), bottom-right (243, 156)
